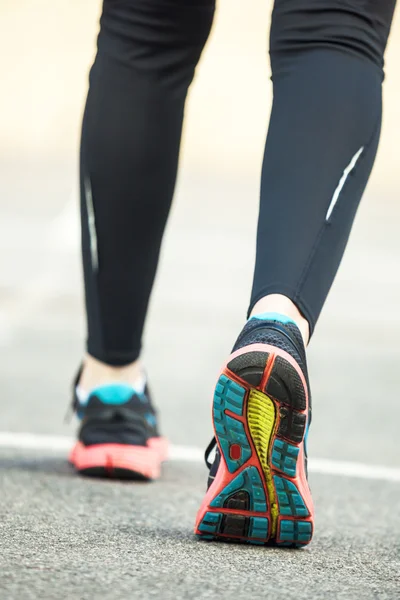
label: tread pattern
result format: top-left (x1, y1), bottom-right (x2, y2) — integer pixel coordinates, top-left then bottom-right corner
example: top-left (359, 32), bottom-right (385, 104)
top-left (221, 513), bottom-right (248, 538)
top-left (213, 376), bottom-right (251, 473)
top-left (215, 375), bottom-right (245, 415)
top-left (274, 476), bottom-right (309, 518)
top-left (247, 389), bottom-right (279, 534)
top-left (266, 356), bottom-right (306, 411)
top-left (210, 466), bottom-right (267, 512)
top-left (197, 512), bottom-right (222, 536)
top-left (278, 520), bottom-right (312, 545)
top-left (227, 352), bottom-right (269, 387)
top-left (271, 439), bottom-right (299, 477)
top-left (196, 512), bottom-right (270, 544)
top-left (248, 517), bottom-right (269, 541)
top-left (277, 406), bottom-right (306, 444)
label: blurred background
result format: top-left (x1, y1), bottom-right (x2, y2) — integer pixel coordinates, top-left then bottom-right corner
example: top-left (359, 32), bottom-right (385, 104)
top-left (1, 0), bottom-right (399, 463)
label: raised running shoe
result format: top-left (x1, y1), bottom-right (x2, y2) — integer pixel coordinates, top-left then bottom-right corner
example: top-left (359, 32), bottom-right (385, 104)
top-left (69, 379), bottom-right (168, 480)
top-left (195, 313), bottom-right (314, 546)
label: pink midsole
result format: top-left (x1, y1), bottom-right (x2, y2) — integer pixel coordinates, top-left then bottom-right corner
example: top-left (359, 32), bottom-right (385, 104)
top-left (69, 437), bottom-right (169, 478)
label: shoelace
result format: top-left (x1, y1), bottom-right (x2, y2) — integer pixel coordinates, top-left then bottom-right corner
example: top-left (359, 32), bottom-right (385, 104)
top-left (204, 437), bottom-right (217, 469)
top-left (64, 365), bottom-right (84, 423)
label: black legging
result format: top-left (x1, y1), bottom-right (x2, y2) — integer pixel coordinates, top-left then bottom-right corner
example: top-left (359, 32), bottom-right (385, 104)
top-left (80, 0), bottom-right (396, 366)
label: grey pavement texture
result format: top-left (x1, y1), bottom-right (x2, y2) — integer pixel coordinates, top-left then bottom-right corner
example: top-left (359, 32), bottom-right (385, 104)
top-left (1, 451), bottom-right (400, 600)
top-left (1, 154), bottom-right (400, 599)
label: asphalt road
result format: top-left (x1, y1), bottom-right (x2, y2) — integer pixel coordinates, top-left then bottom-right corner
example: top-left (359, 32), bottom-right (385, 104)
top-left (1, 155), bottom-right (400, 599)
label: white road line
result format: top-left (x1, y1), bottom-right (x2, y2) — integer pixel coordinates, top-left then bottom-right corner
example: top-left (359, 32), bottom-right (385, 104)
top-left (306, 458), bottom-right (400, 483)
top-left (0, 431), bottom-right (399, 483)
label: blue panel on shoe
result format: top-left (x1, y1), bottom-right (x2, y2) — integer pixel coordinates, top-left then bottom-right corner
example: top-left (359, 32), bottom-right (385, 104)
top-left (249, 517), bottom-right (269, 540)
top-left (214, 408), bottom-right (223, 420)
top-left (297, 521), bottom-right (313, 543)
top-left (247, 467), bottom-right (268, 512)
top-left (271, 439), bottom-right (299, 477)
top-left (250, 312), bottom-right (296, 326)
top-left (213, 376), bottom-right (251, 473)
top-left (279, 520), bottom-right (295, 542)
top-left (274, 476), bottom-right (309, 518)
top-left (198, 512), bottom-right (222, 535)
top-left (217, 439), bottom-right (252, 473)
top-left (225, 415), bottom-right (249, 445)
top-left (304, 423), bottom-right (310, 458)
top-left (210, 467), bottom-right (267, 512)
top-left (214, 422), bottom-right (226, 435)
top-left (215, 375), bottom-right (246, 416)
top-left (279, 520), bottom-right (312, 544)
top-left (145, 412), bottom-right (157, 427)
top-left (210, 473), bottom-right (244, 508)
top-left (90, 383), bottom-right (134, 405)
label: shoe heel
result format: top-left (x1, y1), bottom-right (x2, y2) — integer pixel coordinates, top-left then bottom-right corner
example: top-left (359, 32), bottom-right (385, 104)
top-left (196, 345), bottom-right (314, 546)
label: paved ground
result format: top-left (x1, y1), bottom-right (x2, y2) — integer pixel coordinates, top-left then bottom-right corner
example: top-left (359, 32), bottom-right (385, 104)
top-left (2, 451), bottom-right (399, 600)
top-left (0, 152), bottom-right (400, 599)
top-left (2, 4), bottom-right (400, 598)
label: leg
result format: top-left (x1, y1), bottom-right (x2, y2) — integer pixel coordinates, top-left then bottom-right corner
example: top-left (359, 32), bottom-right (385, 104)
top-left (195, 0), bottom-right (396, 546)
top-left (70, 0), bottom-right (215, 479)
top-left (80, 0), bottom-right (215, 382)
top-left (250, 0), bottom-right (397, 344)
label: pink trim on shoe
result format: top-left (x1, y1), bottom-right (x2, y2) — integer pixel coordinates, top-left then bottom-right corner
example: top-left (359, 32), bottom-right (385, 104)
top-left (69, 437), bottom-right (169, 480)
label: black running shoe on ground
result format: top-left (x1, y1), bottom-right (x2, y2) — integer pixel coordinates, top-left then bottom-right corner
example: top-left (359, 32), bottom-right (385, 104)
top-left (69, 379), bottom-right (168, 480)
top-left (195, 312), bottom-right (314, 547)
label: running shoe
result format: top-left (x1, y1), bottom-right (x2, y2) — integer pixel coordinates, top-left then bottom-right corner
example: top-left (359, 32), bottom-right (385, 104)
top-left (69, 376), bottom-right (168, 480)
top-left (194, 312), bottom-right (314, 547)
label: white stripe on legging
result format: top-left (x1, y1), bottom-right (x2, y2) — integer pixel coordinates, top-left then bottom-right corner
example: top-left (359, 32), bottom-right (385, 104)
top-left (326, 146), bottom-right (364, 221)
top-left (84, 175), bottom-right (99, 271)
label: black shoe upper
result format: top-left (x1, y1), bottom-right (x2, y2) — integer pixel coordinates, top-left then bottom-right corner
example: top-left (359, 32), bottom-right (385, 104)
top-left (72, 379), bottom-right (161, 447)
top-left (232, 316), bottom-right (309, 388)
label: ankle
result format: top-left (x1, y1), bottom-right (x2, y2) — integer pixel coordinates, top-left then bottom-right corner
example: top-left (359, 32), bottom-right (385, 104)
top-left (79, 354), bottom-right (145, 392)
top-left (250, 294), bottom-right (310, 346)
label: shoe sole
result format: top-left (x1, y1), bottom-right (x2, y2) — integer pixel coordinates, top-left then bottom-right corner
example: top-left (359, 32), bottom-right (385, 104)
top-left (69, 437), bottom-right (169, 481)
top-left (194, 343), bottom-right (314, 547)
